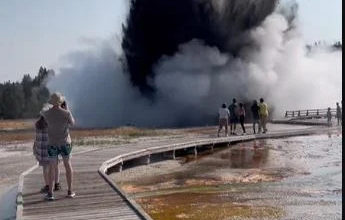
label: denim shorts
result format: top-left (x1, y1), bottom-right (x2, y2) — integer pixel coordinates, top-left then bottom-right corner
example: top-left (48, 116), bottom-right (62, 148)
top-left (47, 144), bottom-right (72, 159)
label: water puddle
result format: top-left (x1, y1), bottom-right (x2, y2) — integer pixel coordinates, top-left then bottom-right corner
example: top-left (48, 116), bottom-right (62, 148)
top-left (0, 185), bottom-right (17, 220)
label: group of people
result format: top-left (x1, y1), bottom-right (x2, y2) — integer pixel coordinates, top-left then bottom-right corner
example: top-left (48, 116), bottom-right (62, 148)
top-left (33, 92), bottom-right (75, 201)
top-left (218, 98), bottom-right (269, 137)
top-left (32, 92), bottom-right (340, 201)
top-left (327, 102), bottom-right (342, 126)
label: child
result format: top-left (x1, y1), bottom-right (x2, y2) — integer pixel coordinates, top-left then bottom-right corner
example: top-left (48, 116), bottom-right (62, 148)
top-left (239, 103), bottom-right (246, 135)
top-left (326, 107), bottom-right (332, 127)
top-left (33, 116), bottom-right (61, 193)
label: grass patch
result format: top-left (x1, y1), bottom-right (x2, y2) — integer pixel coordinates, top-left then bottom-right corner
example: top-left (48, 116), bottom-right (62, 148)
top-left (0, 119), bottom-right (34, 131)
top-left (0, 121), bottom-right (170, 145)
top-left (0, 130), bottom-right (35, 144)
top-left (72, 138), bottom-right (130, 146)
top-left (71, 126), bottom-right (168, 139)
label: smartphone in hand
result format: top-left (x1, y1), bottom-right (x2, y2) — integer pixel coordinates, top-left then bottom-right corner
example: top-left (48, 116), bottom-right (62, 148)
top-left (61, 101), bottom-right (67, 110)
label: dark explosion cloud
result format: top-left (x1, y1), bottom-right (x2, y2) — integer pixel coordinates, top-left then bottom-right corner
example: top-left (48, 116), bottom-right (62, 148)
top-left (122, 0), bottom-right (278, 94)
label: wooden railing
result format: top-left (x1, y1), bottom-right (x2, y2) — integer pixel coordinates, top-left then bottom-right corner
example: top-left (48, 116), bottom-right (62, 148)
top-left (285, 108), bottom-right (337, 119)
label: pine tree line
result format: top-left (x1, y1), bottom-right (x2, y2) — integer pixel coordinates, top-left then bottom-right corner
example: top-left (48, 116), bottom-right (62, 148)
top-left (0, 67), bottom-right (54, 119)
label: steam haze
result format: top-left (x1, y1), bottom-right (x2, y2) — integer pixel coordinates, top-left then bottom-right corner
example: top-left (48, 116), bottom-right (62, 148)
top-left (48, 0), bottom-right (342, 128)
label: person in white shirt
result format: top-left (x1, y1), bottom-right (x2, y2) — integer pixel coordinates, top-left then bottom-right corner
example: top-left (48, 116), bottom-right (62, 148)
top-left (218, 103), bottom-right (230, 137)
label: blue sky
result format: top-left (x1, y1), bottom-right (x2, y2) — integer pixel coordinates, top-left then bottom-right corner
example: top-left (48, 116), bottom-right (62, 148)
top-left (0, 0), bottom-right (342, 82)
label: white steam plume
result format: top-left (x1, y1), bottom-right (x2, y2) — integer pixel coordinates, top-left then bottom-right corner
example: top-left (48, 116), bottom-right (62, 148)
top-left (48, 10), bottom-right (342, 127)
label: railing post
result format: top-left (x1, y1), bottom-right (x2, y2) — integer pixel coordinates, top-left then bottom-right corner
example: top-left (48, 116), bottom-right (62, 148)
top-left (317, 109), bottom-right (319, 116)
top-left (145, 154), bottom-right (151, 165)
top-left (285, 111), bottom-right (288, 118)
top-left (306, 110), bottom-right (309, 116)
top-left (118, 161), bottom-right (123, 172)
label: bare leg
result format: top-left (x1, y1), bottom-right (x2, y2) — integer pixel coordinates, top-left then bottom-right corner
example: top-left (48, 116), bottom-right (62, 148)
top-left (43, 165), bottom-right (49, 186)
top-left (258, 117), bottom-right (263, 133)
top-left (217, 124), bottom-right (222, 137)
top-left (218, 119), bottom-right (223, 137)
top-left (263, 116), bottom-right (267, 132)
top-left (55, 163), bottom-right (60, 183)
top-left (240, 117), bottom-right (246, 133)
top-left (48, 160), bottom-right (58, 194)
top-left (63, 157), bottom-right (73, 192)
top-left (225, 123), bottom-right (228, 136)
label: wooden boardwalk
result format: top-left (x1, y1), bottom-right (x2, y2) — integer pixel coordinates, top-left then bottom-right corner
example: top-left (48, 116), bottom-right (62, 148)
top-left (284, 108), bottom-right (337, 119)
top-left (17, 124), bottom-right (335, 220)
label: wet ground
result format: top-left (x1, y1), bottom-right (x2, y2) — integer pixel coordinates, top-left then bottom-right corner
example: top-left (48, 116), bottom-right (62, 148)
top-left (115, 131), bottom-right (342, 220)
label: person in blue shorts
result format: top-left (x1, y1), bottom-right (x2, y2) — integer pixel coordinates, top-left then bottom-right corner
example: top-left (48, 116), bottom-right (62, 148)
top-left (42, 93), bottom-right (75, 200)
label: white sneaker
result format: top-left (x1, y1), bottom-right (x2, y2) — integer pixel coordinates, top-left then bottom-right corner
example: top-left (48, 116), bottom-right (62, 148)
top-left (44, 193), bottom-right (55, 201)
top-left (67, 191), bottom-right (76, 198)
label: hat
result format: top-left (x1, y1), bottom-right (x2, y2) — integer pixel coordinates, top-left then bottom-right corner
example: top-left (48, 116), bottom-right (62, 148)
top-left (48, 92), bottom-right (65, 106)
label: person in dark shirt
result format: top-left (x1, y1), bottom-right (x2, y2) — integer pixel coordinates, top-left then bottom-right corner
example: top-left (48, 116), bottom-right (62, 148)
top-left (228, 98), bottom-right (239, 135)
top-left (238, 103), bottom-right (246, 135)
top-left (251, 100), bottom-right (260, 134)
top-left (327, 107), bottom-right (332, 127)
top-left (336, 102), bottom-right (342, 125)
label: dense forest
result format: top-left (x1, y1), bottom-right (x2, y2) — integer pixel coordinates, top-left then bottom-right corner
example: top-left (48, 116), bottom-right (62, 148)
top-left (0, 67), bottom-right (54, 119)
